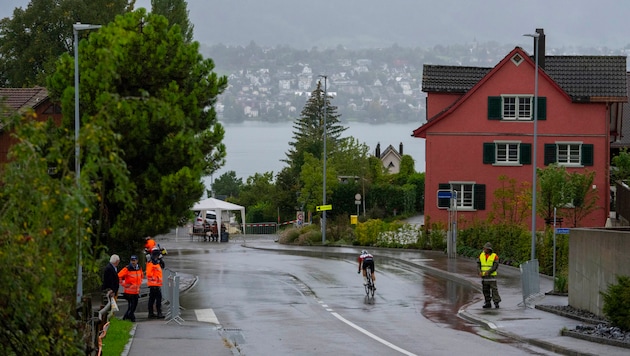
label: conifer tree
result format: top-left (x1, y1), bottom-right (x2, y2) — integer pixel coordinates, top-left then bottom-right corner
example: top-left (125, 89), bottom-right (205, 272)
top-left (151, 0), bottom-right (194, 43)
top-left (285, 79), bottom-right (346, 177)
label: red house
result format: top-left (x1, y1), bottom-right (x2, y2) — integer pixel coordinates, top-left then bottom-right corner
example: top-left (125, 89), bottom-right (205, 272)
top-left (414, 29), bottom-right (627, 229)
top-left (0, 87), bottom-right (62, 167)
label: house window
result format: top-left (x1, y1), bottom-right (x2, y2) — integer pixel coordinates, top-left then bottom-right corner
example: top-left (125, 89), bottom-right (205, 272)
top-left (503, 96), bottom-right (532, 120)
top-left (437, 183), bottom-right (486, 210)
top-left (496, 142), bottom-right (519, 163)
top-left (488, 96), bottom-right (546, 121)
top-left (557, 144), bottom-right (581, 165)
top-left (544, 142), bottom-right (594, 166)
top-left (452, 183), bottom-right (474, 208)
top-left (483, 142), bottom-right (531, 165)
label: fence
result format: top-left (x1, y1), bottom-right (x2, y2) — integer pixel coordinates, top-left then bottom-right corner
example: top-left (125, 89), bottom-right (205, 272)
top-left (245, 222), bottom-right (278, 234)
top-left (162, 268), bottom-right (183, 325)
top-left (519, 259), bottom-right (542, 307)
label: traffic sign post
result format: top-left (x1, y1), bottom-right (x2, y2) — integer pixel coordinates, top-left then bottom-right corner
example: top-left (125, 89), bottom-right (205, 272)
top-left (316, 204), bottom-right (332, 212)
top-left (437, 189), bottom-right (458, 259)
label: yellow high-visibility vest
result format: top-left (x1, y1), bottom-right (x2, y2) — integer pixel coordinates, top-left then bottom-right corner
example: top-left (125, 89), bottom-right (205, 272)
top-left (479, 252), bottom-right (498, 276)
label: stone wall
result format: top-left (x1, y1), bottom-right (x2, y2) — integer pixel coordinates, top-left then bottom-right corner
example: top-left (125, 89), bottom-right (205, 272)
top-left (569, 228), bottom-right (630, 316)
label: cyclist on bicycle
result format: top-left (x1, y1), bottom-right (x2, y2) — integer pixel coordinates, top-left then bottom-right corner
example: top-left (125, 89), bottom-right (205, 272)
top-left (358, 250), bottom-right (376, 289)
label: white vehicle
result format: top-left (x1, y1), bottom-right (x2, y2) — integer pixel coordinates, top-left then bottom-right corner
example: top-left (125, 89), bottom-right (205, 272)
top-left (193, 210), bottom-right (216, 228)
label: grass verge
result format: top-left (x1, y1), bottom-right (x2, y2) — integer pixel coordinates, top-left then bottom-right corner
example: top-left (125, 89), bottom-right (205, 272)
top-left (101, 317), bottom-right (134, 356)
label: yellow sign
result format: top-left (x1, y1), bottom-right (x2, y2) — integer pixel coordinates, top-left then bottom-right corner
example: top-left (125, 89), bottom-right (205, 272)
top-left (350, 215), bottom-right (358, 224)
top-left (316, 204), bottom-right (332, 211)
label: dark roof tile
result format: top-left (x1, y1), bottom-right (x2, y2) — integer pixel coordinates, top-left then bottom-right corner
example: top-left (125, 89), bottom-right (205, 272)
top-left (423, 54), bottom-right (627, 102)
top-left (0, 87), bottom-right (50, 112)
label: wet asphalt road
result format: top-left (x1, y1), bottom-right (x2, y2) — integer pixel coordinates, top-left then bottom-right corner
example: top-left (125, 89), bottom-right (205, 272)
top-left (157, 234), bottom-right (558, 355)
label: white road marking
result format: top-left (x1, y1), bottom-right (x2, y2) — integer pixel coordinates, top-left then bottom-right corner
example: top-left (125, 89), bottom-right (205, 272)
top-left (195, 308), bottom-right (219, 324)
top-left (330, 312), bottom-right (418, 356)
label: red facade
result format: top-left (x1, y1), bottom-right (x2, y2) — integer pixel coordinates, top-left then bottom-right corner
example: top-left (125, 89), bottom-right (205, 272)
top-left (415, 45), bottom-right (626, 230)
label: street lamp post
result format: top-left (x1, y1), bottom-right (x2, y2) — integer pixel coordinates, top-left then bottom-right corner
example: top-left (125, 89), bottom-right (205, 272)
top-left (73, 22), bottom-right (101, 305)
top-left (319, 75), bottom-right (328, 244)
top-left (524, 32), bottom-right (540, 261)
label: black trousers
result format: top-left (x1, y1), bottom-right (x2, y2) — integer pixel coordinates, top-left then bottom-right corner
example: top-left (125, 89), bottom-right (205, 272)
top-left (123, 293), bottom-right (139, 321)
top-left (148, 286), bottom-right (162, 315)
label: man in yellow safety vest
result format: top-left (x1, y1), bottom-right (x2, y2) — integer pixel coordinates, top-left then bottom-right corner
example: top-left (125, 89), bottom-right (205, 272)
top-left (478, 242), bottom-right (501, 309)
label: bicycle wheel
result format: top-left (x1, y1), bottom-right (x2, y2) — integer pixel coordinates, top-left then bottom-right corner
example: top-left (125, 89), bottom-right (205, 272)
top-left (365, 267), bottom-right (374, 298)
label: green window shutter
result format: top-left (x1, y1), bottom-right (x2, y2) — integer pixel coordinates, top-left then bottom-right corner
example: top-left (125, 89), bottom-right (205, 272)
top-left (520, 143), bottom-right (531, 164)
top-left (544, 144), bottom-right (557, 165)
top-left (438, 183), bottom-right (450, 208)
top-left (581, 144), bottom-right (594, 166)
top-left (536, 97), bottom-right (546, 120)
top-left (473, 184), bottom-right (486, 210)
top-left (483, 143), bottom-right (495, 164)
top-left (488, 97), bottom-right (502, 120)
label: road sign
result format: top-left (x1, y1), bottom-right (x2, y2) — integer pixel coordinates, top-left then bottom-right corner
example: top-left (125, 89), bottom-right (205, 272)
top-left (555, 228), bottom-right (570, 234)
top-left (316, 204), bottom-right (332, 212)
top-left (437, 190), bottom-right (453, 199)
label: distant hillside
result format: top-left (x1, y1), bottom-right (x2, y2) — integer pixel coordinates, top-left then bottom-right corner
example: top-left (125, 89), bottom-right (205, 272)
top-left (186, 0), bottom-right (630, 51)
top-left (5, 0), bottom-right (630, 51)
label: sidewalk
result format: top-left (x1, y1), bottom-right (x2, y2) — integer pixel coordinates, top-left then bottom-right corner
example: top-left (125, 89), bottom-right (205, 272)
top-left (122, 236), bottom-right (629, 356)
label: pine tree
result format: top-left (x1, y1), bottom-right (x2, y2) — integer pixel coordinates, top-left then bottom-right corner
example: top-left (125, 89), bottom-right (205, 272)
top-left (285, 79), bottom-right (346, 176)
top-left (151, 0), bottom-right (194, 43)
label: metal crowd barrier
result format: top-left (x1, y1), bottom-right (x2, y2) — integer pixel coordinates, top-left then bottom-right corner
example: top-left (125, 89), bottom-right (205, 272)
top-left (244, 222), bottom-right (278, 234)
top-left (162, 268), bottom-right (184, 325)
top-left (519, 259), bottom-right (543, 307)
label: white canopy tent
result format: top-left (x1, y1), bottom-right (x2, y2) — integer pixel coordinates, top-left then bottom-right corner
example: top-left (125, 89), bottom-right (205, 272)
top-left (191, 198), bottom-right (246, 235)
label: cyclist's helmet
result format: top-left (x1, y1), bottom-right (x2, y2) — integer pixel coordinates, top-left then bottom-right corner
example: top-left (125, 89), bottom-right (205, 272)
top-left (361, 250), bottom-right (368, 255)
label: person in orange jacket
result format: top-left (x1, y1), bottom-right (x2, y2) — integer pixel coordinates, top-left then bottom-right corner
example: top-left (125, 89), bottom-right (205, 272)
top-left (146, 248), bottom-right (165, 319)
top-left (118, 255), bottom-right (143, 322)
top-left (144, 236), bottom-right (156, 256)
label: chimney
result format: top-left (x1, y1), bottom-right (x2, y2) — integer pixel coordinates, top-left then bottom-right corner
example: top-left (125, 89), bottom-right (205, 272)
top-left (399, 142), bottom-right (403, 155)
top-left (535, 28), bottom-right (545, 69)
top-left (375, 143), bottom-right (381, 158)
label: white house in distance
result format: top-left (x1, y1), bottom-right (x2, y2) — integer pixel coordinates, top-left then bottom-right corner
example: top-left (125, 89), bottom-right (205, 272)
top-left (375, 142), bottom-right (403, 174)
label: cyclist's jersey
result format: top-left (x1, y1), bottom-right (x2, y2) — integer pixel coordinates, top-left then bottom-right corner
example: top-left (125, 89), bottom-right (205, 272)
top-left (358, 253), bottom-right (375, 272)
top-left (358, 253), bottom-right (373, 263)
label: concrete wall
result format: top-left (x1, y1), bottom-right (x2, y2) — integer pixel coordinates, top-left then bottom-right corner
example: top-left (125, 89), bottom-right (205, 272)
top-left (569, 228), bottom-right (630, 316)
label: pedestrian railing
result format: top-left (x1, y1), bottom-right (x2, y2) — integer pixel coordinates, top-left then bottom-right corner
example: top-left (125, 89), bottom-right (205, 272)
top-left (519, 259), bottom-right (543, 307)
top-left (162, 268), bottom-right (184, 325)
top-left (245, 222), bottom-right (278, 234)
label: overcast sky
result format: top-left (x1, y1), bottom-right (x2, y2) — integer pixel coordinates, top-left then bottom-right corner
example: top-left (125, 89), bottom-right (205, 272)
top-left (4, 0), bottom-right (630, 51)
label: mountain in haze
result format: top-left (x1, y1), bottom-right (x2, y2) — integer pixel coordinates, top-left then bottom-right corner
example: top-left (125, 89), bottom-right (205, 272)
top-left (5, 0), bottom-right (630, 51)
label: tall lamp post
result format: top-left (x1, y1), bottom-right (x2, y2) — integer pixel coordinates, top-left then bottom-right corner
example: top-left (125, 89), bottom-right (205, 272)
top-left (319, 75), bottom-right (328, 244)
top-left (524, 32), bottom-right (540, 261)
top-left (73, 22), bottom-right (101, 304)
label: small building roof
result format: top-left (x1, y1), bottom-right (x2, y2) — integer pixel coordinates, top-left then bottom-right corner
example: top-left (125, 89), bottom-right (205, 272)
top-left (0, 86), bottom-right (50, 112)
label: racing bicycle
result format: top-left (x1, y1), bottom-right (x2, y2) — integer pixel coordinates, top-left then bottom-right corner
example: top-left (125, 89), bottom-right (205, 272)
top-left (364, 266), bottom-right (375, 299)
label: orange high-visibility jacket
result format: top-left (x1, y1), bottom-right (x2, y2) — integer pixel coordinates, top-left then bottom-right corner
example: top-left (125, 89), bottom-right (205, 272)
top-left (118, 265), bottom-right (143, 294)
top-left (146, 260), bottom-right (163, 287)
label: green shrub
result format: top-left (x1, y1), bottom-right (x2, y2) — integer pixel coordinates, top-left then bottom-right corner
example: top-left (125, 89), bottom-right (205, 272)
top-left (601, 275), bottom-right (630, 331)
top-left (278, 227), bottom-right (301, 244)
top-left (554, 273), bottom-right (568, 294)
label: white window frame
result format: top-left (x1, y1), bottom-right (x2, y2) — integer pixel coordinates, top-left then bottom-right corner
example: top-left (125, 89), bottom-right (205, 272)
top-left (494, 141), bottom-right (520, 165)
top-left (556, 142), bottom-right (582, 166)
top-left (502, 95), bottom-right (533, 121)
top-left (450, 182), bottom-right (474, 210)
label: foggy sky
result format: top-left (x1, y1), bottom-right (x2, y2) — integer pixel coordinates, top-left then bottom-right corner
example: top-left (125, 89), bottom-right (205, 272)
top-left (3, 0), bottom-right (630, 51)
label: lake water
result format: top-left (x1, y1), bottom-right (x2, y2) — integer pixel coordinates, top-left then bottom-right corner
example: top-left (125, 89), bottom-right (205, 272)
top-left (204, 121), bottom-right (426, 188)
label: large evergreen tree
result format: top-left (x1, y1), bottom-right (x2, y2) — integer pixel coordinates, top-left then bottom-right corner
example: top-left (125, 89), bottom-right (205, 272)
top-left (280, 79), bottom-right (345, 216)
top-left (48, 9), bottom-right (227, 251)
top-left (285, 80), bottom-right (346, 174)
top-left (151, 0), bottom-right (194, 43)
top-left (0, 0), bottom-right (131, 87)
